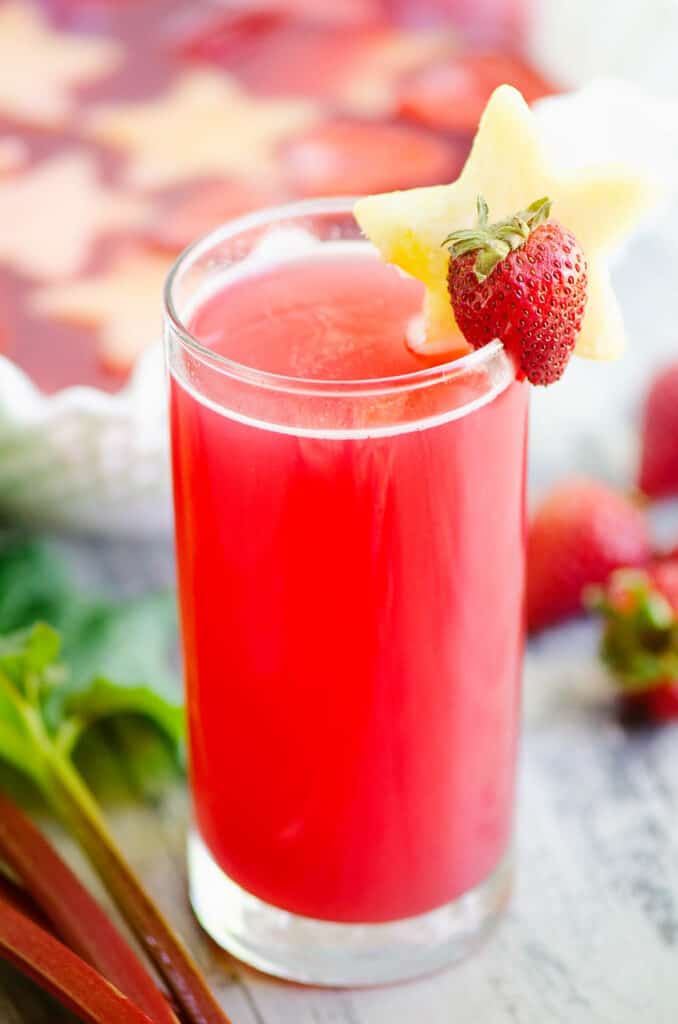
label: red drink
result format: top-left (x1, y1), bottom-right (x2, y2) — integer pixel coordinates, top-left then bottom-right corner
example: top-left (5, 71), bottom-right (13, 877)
top-left (166, 201), bottom-right (527, 983)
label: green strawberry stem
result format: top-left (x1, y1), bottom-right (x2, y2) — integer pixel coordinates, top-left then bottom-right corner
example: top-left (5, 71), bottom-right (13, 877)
top-left (443, 194), bottom-right (553, 282)
top-left (586, 572), bottom-right (678, 695)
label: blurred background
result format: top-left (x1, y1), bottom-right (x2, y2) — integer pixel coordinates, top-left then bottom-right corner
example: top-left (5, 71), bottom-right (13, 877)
top-left (0, 0), bottom-right (676, 533)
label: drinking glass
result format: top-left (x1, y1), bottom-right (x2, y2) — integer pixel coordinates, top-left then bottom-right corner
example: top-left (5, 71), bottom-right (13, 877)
top-left (164, 198), bottom-right (528, 986)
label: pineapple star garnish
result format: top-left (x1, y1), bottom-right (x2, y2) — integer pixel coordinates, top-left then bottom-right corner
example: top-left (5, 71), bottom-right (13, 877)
top-left (355, 84), bottom-right (654, 361)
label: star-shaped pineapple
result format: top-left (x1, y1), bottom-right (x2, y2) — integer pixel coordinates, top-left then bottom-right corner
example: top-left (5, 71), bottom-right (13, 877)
top-left (355, 85), bottom-right (655, 360)
top-left (0, 2), bottom-right (121, 126)
top-left (31, 249), bottom-right (173, 373)
top-left (0, 151), bottom-right (148, 280)
top-left (87, 70), bottom-right (318, 189)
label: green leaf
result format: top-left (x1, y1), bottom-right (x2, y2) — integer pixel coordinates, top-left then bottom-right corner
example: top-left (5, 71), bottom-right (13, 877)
top-left (0, 537), bottom-right (179, 700)
top-left (64, 677), bottom-right (184, 753)
top-left (0, 624), bottom-right (62, 701)
top-left (0, 688), bottom-right (33, 779)
top-left (60, 594), bottom-right (178, 700)
top-left (0, 625), bottom-right (60, 785)
top-left (64, 677), bottom-right (185, 802)
top-left (0, 541), bottom-right (73, 635)
top-left (0, 622), bottom-right (62, 671)
top-left (74, 717), bottom-right (183, 805)
top-left (0, 538), bottom-right (184, 806)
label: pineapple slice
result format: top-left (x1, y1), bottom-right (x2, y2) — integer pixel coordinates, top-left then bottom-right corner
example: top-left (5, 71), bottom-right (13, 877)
top-left (355, 85), bottom-right (654, 361)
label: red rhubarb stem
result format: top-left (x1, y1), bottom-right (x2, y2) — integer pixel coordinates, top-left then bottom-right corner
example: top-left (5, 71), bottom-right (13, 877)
top-left (0, 890), bottom-right (156, 1024)
top-left (0, 791), bottom-right (178, 1024)
top-left (45, 756), bottom-right (232, 1024)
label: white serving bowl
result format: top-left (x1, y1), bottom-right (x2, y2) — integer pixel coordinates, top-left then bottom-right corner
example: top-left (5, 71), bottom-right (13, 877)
top-left (0, 343), bottom-right (172, 534)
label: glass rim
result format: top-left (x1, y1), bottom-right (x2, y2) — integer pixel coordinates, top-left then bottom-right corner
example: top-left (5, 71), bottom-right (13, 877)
top-left (163, 195), bottom-right (507, 398)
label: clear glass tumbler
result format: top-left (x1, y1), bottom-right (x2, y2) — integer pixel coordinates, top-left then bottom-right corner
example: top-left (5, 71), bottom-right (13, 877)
top-left (164, 198), bottom-right (528, 986)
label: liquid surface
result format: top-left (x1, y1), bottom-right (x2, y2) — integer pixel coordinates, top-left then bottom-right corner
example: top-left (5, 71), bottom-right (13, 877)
top-left (189, 254), bottom-right (448, 380)
top-left (171, 253), bottom-right (528, 923)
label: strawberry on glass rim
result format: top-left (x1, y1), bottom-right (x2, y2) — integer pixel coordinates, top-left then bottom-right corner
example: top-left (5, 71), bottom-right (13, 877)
top-left (443, 194), bottom-right (587, 384)
top-left (355, 84), bottom-right (654, 383)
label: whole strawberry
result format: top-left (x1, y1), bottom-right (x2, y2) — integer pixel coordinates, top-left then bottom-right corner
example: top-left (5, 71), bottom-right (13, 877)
top-left (588, 559), bottom-right (678, 722)
top-left (638, 361), bottom-right (678, 498)
top-left (445, 195), bottom-right (588, 385)
top-left (527, 478), bottom-right (651, 632)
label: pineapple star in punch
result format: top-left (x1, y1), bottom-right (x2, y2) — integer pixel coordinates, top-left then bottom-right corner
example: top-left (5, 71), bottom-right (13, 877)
top-left (87, 70), bottom-right (318, 190)
top-left (355, 84), bottom-right (654, 362)
top-left (0, 151), bottom-right (147, 281)
top-left (32, 249), bottom-right (173, 374)
top-left (0, 2), bottom-right (121, 127)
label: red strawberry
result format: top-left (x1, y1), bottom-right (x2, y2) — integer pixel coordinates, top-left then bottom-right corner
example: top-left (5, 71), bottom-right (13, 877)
top-left (640, 684), bottom-right (678, 722)
top-left (648, 558), bottom-right (678, 610)
top-left (175, 9), bottom-right (286, 67)
top-left (398, 53), bottom-right (554, 135)
top-left (527, 479), bottom-right (652, 632)
top-left (178, 15), bottom-right (383, 101)
top-left (173, 0), bottom-right (380, 63)
top-left (588, 559), bottom-right (678, 722)
top-left (638, 361), bottom-right (678, 499)
top-left (283, 120), bottom-right (463, 197)
top-left (445, 195), bottom-right (588, 386)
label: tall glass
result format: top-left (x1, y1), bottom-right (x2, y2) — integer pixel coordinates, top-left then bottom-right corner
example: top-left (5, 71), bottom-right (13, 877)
top-left (164, 198), bottom-right (528, 986)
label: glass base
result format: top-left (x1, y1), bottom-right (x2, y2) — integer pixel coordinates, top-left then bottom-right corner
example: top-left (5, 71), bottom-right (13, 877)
top-left (188, 832), bottom-right (512, 987)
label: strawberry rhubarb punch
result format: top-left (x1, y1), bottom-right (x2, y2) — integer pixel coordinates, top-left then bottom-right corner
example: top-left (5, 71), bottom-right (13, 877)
top-left (165, 86), bottom-right (652, 985)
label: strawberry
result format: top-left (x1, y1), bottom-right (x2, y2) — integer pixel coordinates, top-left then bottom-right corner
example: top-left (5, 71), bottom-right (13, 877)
top-left (173, 0), bottom-right (380, 64)
top-left (398, 53), bottom-right (554, 135)
top-left (588, 560), bottom-right (678, 722)
top-left (178, 14), bottom-right (382, 101)
top-left (527, 479), bottom-right (651, 632)
top-left (283, 119), bottom-right (463, 197)
top-left (445, 195), bottom-right (588, 385)
top-left (637, 361), bottom-right (678, 499)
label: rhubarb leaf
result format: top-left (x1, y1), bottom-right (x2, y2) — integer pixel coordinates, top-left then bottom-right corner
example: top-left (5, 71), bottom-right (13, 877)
top-left (0, 540), bottom-right (73, 634)
top-left (0, 537), bottom-right (179, 700)
top-left (0, 623), bottom-right (182, 781)
top-left (62, 678), bottom-right (184, 755)
top-left (0, 539), bottom-right (184, 802)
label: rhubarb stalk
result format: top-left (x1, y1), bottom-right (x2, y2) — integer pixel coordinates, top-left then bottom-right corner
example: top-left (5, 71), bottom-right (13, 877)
top-left (44, 755), bottom-right (231, 1024)
top-left (0, 792), bottom-right (178, 1024)
top-left (0, 889), bottom-right (156, 1024)
top-left (0, 623), bottom-right (233, 1024)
